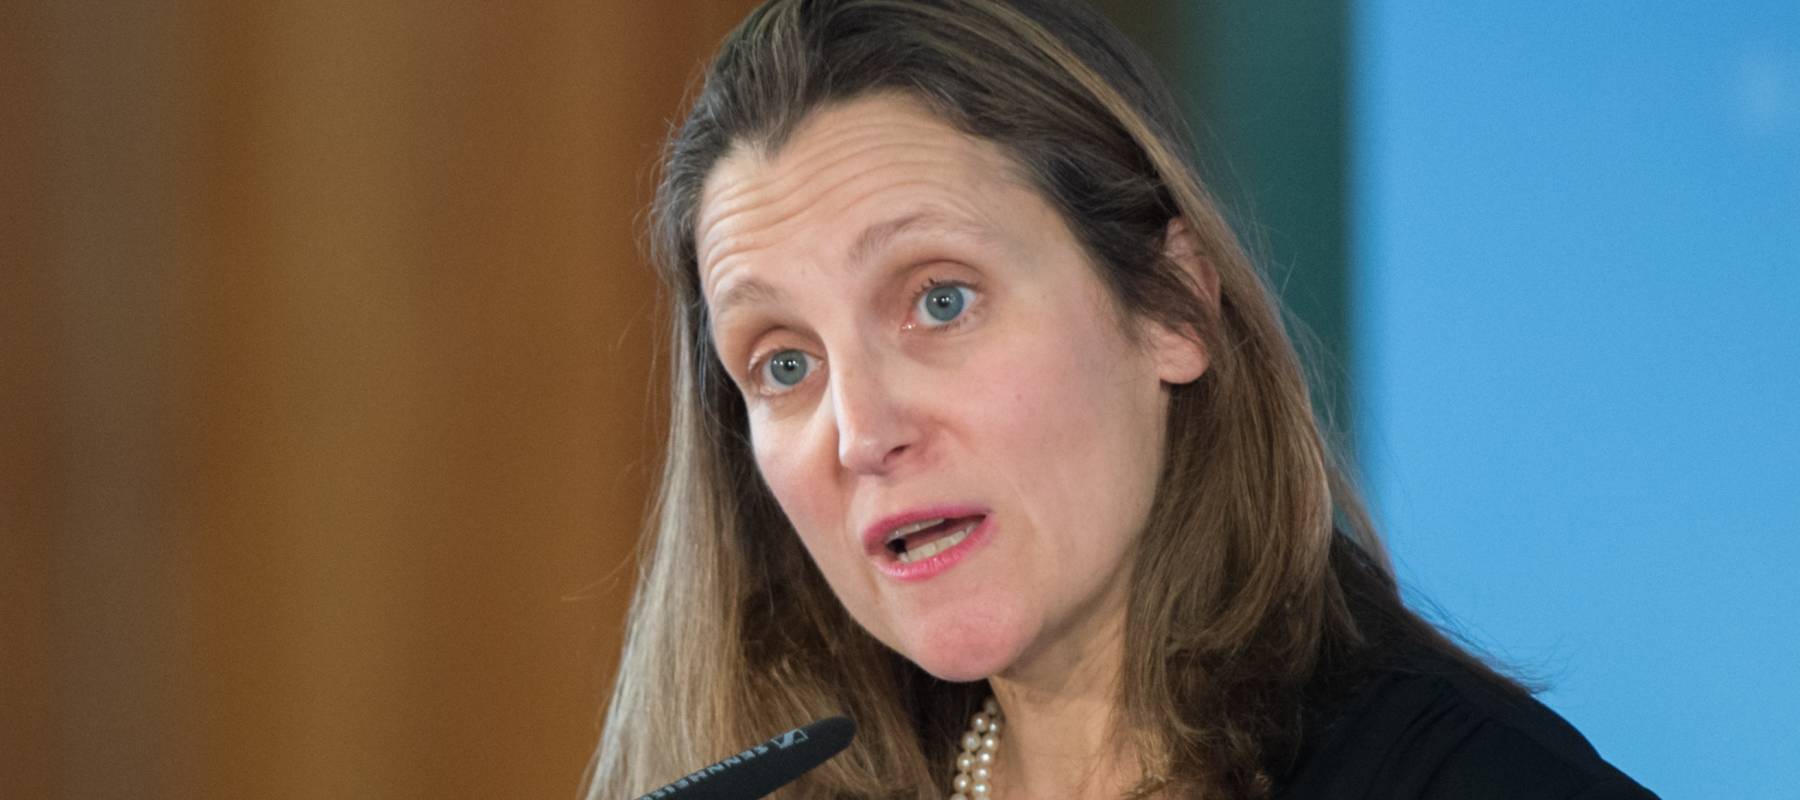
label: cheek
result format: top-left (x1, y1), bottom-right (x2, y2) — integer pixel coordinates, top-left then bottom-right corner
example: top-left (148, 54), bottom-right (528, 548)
top-left (982, 331), bottom-right (1149, 449)
top-left (974, 323), bottom-right (1166, 539)
top-left (749, 416), bottom-right (892, 635)
top-left (749, 415), bottom-right (842, 562)
top-left (750, 424), bottom-right (811, 523)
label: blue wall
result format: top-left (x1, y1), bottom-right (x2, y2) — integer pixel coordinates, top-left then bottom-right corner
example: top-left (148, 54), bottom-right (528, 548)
top-left (1352, 3), bottom-right (1800, 797)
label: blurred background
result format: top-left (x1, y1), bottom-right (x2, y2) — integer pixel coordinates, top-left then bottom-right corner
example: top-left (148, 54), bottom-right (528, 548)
top-left (3, 2), bottom-right (1793, 798)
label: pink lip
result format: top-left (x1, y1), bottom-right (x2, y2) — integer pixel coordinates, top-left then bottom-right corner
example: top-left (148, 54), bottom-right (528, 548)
top-left (860, 504), bottom-right (989, 555)
top-left (860, 505), bottom-right (993, 583)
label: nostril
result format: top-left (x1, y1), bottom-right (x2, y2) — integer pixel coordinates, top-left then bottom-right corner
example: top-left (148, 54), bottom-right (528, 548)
top-left (838, 435), bottom-right (911, 475)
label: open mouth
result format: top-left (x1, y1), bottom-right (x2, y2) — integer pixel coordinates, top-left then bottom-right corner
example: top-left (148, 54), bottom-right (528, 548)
top-left (883, 515), bottom-right (985, 564)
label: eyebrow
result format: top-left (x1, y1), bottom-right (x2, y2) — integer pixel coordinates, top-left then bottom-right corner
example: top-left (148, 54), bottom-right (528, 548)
top-left (847, 210), bottom-right (990, 265)
top-left (707, 210), bottom-right (990, 324)
top-left (709, 278), bottom-right (786, 328)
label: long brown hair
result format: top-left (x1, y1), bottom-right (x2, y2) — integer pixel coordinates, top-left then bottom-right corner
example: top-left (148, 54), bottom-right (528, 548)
top-left (589, 1), bottom-right (1519, 797)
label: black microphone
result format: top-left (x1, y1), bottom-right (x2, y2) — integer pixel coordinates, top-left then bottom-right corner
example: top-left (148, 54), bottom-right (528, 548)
top-left (634, 715), bottom-right (857, 800)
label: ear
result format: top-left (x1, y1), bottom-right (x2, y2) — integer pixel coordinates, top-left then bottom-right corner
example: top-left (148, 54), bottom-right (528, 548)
top-left (1146, 217), bottom-right (1218, 386)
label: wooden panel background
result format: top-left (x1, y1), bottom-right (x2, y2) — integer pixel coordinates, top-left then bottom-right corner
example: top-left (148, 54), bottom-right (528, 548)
top-left (1, 2), bottom-right (760, 797)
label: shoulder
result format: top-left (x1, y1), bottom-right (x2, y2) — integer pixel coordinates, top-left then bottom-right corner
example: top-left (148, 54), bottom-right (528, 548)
top-left (1273, 650), bottom-right (1658, 800)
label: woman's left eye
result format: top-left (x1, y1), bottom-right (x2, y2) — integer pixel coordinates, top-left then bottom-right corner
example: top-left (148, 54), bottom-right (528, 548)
top-left (913, 282), bottom-right (976, 328)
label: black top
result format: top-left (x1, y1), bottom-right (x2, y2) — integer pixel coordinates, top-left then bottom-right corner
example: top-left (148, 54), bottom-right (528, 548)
top-left (1273, 648), bottom-right (1659, 799)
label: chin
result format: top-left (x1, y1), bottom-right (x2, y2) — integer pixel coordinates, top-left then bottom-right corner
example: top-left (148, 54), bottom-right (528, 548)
top-left (899, 607), bottom-right (1029, 683)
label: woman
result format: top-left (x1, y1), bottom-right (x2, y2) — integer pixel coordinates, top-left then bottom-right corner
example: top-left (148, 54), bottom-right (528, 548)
top-left (591, 1), bottom-right (1657, 797)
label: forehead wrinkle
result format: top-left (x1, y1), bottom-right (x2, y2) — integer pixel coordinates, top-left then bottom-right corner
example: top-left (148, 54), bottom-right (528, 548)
top-left (699, 110), bottom-right (998, 241)
top-left (704, 127), bottom-right (960, 237)
top-left (697, 93), bottom-right (1018, 238)
top-left (698, 131), bottom-right (927, 282)
top-left (701, 117), bottom-right (939, 222)
top-left (698, 147), bottom-right (991, 291)
top-left (697, 102), bottom-right (1032, 310)
top-left (702, 168), bottom-right (992, 314)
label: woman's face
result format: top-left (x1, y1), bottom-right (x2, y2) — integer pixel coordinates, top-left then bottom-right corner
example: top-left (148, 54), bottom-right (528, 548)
top-left (695, 94), bottom-right (1206, 681)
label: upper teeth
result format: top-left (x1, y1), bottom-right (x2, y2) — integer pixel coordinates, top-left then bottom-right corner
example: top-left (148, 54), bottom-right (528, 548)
top-left (887, 517), bottom-right (946, 543)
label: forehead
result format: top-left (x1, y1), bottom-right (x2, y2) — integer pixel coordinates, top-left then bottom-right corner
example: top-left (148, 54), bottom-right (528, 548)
top-left (694, 94), bottom-right (1029, 293)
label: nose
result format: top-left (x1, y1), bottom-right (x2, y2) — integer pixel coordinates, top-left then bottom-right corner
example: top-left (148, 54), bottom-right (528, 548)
top-left (829, 356), bottom-right (921, 476)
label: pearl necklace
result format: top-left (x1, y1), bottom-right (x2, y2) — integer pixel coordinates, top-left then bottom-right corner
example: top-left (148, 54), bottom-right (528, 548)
top-left (949, 697), bottom-right (1002, 799)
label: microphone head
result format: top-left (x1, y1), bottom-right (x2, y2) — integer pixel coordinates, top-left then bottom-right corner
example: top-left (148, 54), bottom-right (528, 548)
top-left (636, 715), bottom-right (857, 800)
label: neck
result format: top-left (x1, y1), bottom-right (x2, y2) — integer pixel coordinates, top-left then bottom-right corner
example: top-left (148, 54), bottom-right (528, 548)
top-left (985, 582), bottom-right (1140, 799)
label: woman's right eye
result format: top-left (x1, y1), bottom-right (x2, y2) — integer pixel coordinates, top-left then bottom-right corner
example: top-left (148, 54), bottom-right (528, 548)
top-left (755, 348), bottom-right (817, 394)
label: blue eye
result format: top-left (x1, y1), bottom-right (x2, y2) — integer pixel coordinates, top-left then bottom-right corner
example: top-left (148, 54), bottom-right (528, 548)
top-left (917, 283), bottom-right (971, 325)
top-left (759, 348), bottom-right (814, 391)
